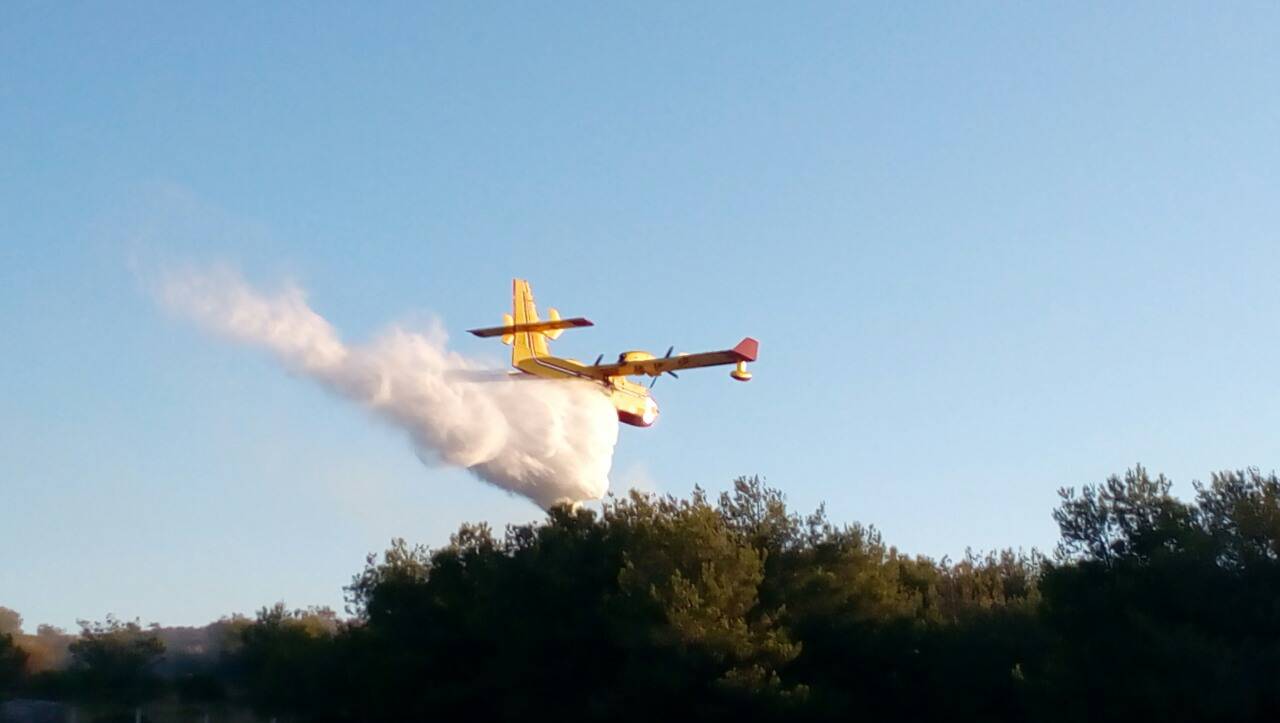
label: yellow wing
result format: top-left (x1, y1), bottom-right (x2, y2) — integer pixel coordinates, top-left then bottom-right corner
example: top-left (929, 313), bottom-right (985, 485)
top-left (580, 338), bottom-right (759, 380)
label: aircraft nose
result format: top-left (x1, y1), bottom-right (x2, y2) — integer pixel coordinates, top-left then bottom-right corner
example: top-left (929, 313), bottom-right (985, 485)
top-left (641, 396), bottom-right (659, 426)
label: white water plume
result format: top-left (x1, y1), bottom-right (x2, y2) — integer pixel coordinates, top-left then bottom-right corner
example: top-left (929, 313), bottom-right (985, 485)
top-left (159, 267), bottom-right (617, 508)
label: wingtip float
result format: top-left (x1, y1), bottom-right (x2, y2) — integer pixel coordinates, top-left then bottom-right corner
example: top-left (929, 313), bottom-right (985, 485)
top-left (468, 279), bottom-right (758, 427)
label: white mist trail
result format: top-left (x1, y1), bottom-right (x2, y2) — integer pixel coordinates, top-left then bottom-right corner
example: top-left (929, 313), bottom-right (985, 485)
top-left (160, 268), bottom-right (618, 508)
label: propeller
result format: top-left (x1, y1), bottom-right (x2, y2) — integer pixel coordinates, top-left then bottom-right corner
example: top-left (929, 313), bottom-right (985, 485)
top-left (593, 354), bottom-right (604, 366)
top-left (649, 346), bottom-right (679, 388)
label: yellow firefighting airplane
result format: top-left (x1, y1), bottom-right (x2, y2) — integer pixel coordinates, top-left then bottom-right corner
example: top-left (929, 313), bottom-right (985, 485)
top-left (468, 279), bottom-right (758, 427)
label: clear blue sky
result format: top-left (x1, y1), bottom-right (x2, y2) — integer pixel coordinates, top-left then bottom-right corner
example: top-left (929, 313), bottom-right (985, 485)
top-left (3, 2), bottom-right (1278, 630)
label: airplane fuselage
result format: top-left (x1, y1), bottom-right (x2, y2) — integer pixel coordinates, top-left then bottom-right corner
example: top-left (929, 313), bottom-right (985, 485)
top-left (515, 354), bottom-right (659, 427)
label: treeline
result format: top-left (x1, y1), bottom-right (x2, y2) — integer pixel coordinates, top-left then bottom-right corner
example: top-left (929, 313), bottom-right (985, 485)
top-left (4, 467), bottom-right (1280, 722)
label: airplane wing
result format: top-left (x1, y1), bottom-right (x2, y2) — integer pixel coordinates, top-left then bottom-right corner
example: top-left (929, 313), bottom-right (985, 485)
top-left (579, 338), bottom-right (759, 380)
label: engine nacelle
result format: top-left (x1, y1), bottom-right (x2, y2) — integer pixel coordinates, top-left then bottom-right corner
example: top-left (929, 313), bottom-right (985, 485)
top-left (500, 313), bottom-right (514, 345)
top-left (545, 308), bottom-right (563, 339)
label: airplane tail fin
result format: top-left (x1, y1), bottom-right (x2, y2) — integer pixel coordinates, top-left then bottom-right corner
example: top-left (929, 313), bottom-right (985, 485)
top-left (511, 278), bottom-right (549, 364)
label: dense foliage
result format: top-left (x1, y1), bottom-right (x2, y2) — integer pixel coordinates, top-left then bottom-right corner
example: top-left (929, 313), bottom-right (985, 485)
top-left (0, 633), bottom-right (28, 696)
top-left (5, 468), bottom-right (1280, 722)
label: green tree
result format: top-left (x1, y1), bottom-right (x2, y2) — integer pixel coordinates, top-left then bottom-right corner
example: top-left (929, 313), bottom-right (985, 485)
top-left (67, 616), bottom-right (165, 705)
top-left (0, 633), bottom-right (29, 697)
top-left (0, 607), bottom-right (21, 637)
top-left (1052, 465), bottom-right (1199, 566)
top-left (1039, 465), bottom-right (1280, 722)
top-left (1195, 468), bottom-right (1280, 567)
top-left (607, 488), bottom-right (803, 713)
top-left (24, 468), bottom-right (1278, 722)
top-left (232, 603), bottom-right (342, 720)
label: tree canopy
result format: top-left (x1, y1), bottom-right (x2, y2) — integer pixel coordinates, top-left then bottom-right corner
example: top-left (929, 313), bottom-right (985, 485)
top-left (6, 469), bottom-right (1280, 721)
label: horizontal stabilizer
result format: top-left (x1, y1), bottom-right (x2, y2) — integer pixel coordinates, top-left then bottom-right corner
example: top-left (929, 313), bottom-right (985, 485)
top-left (468, 317), bottom-right (594, 338)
